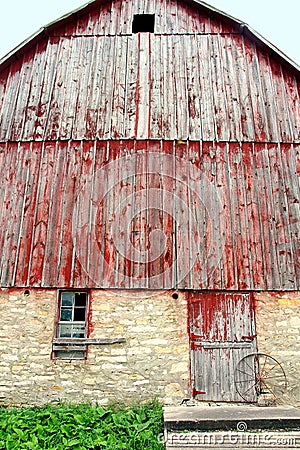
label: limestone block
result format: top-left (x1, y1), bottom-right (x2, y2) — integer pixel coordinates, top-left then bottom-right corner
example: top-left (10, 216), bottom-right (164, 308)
top-left (133, 380), bottom-right (150, 385)
top-left (109, 348), bottom-right (127, 356)
top-left (290, 317), bottom-right (300, 327)
top-left (82, 378), bottom-right (96, 385)
top-left (141, 338), bottom-right (169, 346)
top-left (276, 320), bottom-right (288, 327)
top-left (165, 383), bottom-right (183, 398)
top-left (170, 362), bottom-right (188, 374)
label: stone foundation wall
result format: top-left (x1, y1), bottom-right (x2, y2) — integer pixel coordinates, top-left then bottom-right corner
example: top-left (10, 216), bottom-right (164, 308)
top-left (1, 288), bottom-right (300, 407)
top-left (0, 288), bottom-right (189, 406)
top-left (255, 292), bottom-right (300, 407)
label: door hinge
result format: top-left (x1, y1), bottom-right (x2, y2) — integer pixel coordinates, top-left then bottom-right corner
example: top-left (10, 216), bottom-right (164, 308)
top-left (241, 334), bottom-right (257, 340)
top-left (192, 388), bottom-right (206, 397)
top-left (190, 341), bottom-right (203, 350)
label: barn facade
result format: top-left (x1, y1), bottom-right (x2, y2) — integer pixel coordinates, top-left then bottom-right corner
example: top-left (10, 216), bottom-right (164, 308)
top-left (0, 0), bottom-right (299, 406)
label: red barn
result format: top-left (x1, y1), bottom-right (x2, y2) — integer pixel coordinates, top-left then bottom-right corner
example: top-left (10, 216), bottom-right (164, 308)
top-left (0, 0), bottom-right (299, 406)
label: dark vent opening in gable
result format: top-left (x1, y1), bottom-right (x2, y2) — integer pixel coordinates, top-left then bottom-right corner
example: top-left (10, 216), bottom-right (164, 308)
top-left (132, 14), bottom-right (155, 33)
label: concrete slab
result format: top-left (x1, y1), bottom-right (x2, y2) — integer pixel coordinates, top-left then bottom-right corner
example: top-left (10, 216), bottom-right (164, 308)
top-left (164, 405), bottom-right (300, 431)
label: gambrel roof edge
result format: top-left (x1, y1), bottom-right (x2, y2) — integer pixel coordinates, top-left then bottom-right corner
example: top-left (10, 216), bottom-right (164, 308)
top-left (0, 0), bottom-right (299, 75)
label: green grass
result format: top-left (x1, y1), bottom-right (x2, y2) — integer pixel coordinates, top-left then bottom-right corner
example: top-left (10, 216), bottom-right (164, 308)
top-left (0, 400), bottom-right (165, 450)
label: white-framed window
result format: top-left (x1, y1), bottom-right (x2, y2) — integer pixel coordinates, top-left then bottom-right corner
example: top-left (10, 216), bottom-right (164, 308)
top-left (57, 291), bottom-right (88, 338)
top-left (53, 291), bottom-right (89, 359)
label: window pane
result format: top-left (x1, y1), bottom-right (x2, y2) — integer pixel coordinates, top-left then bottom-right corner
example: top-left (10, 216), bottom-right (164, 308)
top-left (58, 323), bottom-right (86, 338)
top-left (61, 292), bottom-right (73, 306)
top-left (72, 324), bottom-right (86, 338)
top-left (54, 350), bottom-right (86, 359)
top-left (75, 292), bottom-right (87, 307)
top-left (74, 307), bottom-right (86, 321)
top-left (58, 324), bottom-right (73, 338)
top-left (57, 291), bottom-right (88, 342)
top-left (60, 308), bottom-right (72, 321)
top-left (73, 331), bottom-right (85, 338)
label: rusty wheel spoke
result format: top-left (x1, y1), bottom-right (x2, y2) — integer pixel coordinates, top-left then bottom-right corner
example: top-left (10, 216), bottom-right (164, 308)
top-left (234, 353), bottom-right (287, 404)
top-left (236, 368), bottom-right (254, 378)
top-left (235, 378), bottom-right (257, 384)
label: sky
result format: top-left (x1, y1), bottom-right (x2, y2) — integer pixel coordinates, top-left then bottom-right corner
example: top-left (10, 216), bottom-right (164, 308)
top-left (0, 0), bottom-right (299, 66)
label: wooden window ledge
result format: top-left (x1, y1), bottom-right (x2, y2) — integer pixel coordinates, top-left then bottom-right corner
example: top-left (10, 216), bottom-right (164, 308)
top-left (53, 338), bottom-right (126, 345)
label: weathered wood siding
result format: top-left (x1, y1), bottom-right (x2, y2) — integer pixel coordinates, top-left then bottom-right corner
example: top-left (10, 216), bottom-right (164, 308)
top-left (0, 0), bottom-right (299, 289)
top-left (0, 140), bottom-right (299, 289)
top-left (0, 0), bottom-right (299, 143)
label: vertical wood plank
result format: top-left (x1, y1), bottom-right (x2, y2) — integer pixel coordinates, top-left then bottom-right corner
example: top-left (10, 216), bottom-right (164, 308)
top-left (124, 34), bottom-right (138, 138)
top-left (59, 36), bottom-right (82, 140)
top-left (0, 144), bottom-right (18, 284)
top-left (149, 35), bottom-right (162, 139)
top-left (76, 10), bottom-right (90, 35)
top-left (84, 36), bottom-right (103, 140)
top-left (98, 36), bottom-right (116, 139)
top-left (0, 62), bottom-right (22, 141)
top-left (209, 35), bottom-right (229, 142)
top-left (35, 37), bottom-right (60, 141)
top-left (160, 141), bottom-right (175, 288)
top-left (112, 140), bottom-right (135, 287)
top-left (130, 141), bottom-right (148, 286)
top-left (45, 37), bottom-right (72, 140)
top-left (185, 36), bottom-right (202, 141)
top-left (73, 36), bottom-right (95, 140)
top-left (81, 140), bottom-right (106, 288)
top-left (174, 140), bottom-right (191, 288)
top-left (257, 50), bottom-right (280, 142)
top-left (22, 40), bottom-right (48, 141)
top-left (42, 142), bottom-right (67, 285)
top-left (136, 34), bottom-right (150, 139)
top-left (10, 53), bottom-right (35, 141)
top-left (282, 68), bottom-right (300, 142)
top-left (243, 39), bottom-right (269, 142)
top-left (279, 143), bottom-right (300, 289)
top-left (269, 59), bottom-right (293, 142)
top-left (198, 36), bottom-right (216, 141)
top-left (14, 143), bottom-right (42, 285)
top-left (0, 143), bottom-right (30, 285)
top-left (234, 34), bottom-right (256, 141)
top-left (186, 141), bottom-right (204, 288)
top-left (29, 142), bottom-right (55, 286)
top-left (267, 143), bottom-right (296, 289)
top-left (119, 0), bottom-right (133, 34)
top-left (219, 35), bottom-right (242, 141)
top-left (147, 140), bottom-right (164, 289)
top-left (242, 143), bottom-right (265, 289)
top-left (252, 144), bottom-right (276, 289)
top-left (111, 35), bottom-right (127, 138)
top-left (173, 35), bottom-right (188, 140)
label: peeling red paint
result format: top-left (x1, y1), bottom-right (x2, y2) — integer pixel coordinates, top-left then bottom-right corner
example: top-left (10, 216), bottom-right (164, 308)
top-left (187, 291), bottom-right (257, 401)
top-left (0, 0), bottom-right (299, 290)
top-left (0, 140), bottom-right (298, 289)
top-left (87, 291), bottom-right (94, 337)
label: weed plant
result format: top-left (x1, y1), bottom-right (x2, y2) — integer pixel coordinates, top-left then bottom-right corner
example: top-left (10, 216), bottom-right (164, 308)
top-left (0, 400), bottom-right (164, 449)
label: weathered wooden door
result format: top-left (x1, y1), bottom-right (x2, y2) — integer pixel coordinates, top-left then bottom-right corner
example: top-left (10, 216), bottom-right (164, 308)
top-left (188, 292), bottom-right (257, 402)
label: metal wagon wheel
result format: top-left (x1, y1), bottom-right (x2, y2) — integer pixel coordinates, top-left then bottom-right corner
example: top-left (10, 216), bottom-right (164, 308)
top-left (234, 353), bottom-right (287, 403)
